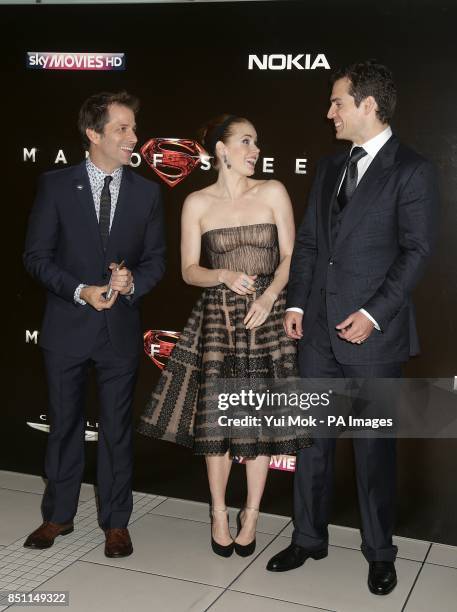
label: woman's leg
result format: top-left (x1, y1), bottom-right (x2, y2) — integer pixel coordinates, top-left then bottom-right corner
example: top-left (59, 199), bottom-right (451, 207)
top-left (236, 455), bottom-right (270, 545)
top-left (206, 453), bottom-right (233, 545)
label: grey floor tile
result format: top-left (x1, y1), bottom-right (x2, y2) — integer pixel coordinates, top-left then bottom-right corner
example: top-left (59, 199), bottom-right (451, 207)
top-left (391, 535), bottom-right (431, 562)
top-left (0, 471), bottom-right (46, 495)
top-left (81, 513), bottom-right (274, 588)
top-left (150, 497), bottom-right (291, 535)
top-left (0, 492), bottom-right (159, 593)
top-left (210, 590), bottom-right (334, 611)
top-left (0, 490), bottom-right (43, 545)
top-left (426, 542), bottom-right (457, 568)
top-left (281, 522), bottom-right (430, 562)
top-left (5, 561), bottom-right (222, 612)
top-left (231, 538), bottom-right (420, 612)
top-left (129, 494), bottom-right (167, 517)
top-left (404, 563), bottom-right (457, 612)
top-left (0, 470), bottom-right (95, 502)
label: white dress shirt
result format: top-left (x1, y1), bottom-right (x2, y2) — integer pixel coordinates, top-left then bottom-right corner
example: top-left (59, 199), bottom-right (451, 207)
top-left (287, 126), bottom-right (393, 331)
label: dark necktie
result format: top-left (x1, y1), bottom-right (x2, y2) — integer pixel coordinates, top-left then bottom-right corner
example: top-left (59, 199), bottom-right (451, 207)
top-left (337, 146), bottom-right (367, 210)
top-left (99, 175), bottom-right (112, 250)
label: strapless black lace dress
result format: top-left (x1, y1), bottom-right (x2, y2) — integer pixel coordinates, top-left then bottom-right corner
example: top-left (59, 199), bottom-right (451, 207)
top-left (138, 223), bottom-right (311, 456)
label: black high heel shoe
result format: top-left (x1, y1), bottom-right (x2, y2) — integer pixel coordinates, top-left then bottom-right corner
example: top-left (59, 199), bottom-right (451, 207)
top-left (234, 507), bottom-right (258, 557)
top-left (210, 508), bottom-right (234, 557)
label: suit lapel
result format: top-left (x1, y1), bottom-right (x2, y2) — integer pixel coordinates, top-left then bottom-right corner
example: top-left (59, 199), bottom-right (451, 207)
top-left (72, 161), bottom-right (104, 256)
top-left (321, 153), bottom-right (346, 251)
top-left (333, 135), bottom-right (399, 251)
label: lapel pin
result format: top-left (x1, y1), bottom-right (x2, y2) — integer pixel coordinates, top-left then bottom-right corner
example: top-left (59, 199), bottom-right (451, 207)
top-left (76, 184), bottom-right (84, 190)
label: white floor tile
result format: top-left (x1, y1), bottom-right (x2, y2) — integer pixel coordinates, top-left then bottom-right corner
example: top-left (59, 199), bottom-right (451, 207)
top-left (231, 539), bottom-right (420, 611)
top-left (391, 535), bottom-right (431, 562)
top-left (0, 491), bottom-right (159, 593)
top-left (404, 563), bottom-right (457, 612)
top-left (81, 513), bottom-right (274, 588)
top-left (0, 489), bottom-right (44, 545)
top-left (426, 542), bottom-right (457, 568)
top-left (0, 470), bottom-right (94, 502)
top-left (6, 561), bottom-right (222, 612)
top-left (150, 497), bottom-right (291, 535)
top-left (280, 522), bottom-right (430, 562)
top-left (210, 590), bottom-right (334, 611)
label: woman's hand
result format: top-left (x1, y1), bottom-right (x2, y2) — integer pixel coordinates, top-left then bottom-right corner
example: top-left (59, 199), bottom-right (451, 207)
top-left (243, 291), bottom-right (277, 329)
top-left (220, 270), bottom-right (257, 295)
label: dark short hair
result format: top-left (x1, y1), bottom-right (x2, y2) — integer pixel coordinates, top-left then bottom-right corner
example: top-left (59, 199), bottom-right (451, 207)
top-left (331, 60), bottom-right (396, 123)
top-left (78, 91), bottom-right (139, 148)
top-left (198, 114), bottom-right (251, 169)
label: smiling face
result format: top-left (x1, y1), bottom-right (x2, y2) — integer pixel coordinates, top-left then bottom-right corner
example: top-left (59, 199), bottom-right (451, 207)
top-left (87, 103), bottom-right (138, 173)
top-left (218, 121), bottom-right (260, 176)
top-left (327, 77), bottom-right (368, 144)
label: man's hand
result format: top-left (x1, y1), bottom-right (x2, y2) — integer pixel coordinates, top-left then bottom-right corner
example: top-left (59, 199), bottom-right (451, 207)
top-left (336, 311), bottom-right (374, 344)
top-left (283, 311), bottom-right (303, 340)
top-left (80, 285), bottom-right (118, 311)
top-left (109, 262), bottom-right (133, 295)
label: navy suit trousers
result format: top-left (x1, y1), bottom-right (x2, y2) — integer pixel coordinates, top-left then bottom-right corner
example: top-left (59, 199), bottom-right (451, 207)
top-left (41, 324), bottom-right (139, 529)
top-left (293, 301), bottom-right (401, 562)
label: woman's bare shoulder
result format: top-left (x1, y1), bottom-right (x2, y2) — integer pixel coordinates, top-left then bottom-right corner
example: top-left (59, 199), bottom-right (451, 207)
top-left (258, 179), bottom-right (288, 195)
top-left (182, 187), bottom-right (215, 212)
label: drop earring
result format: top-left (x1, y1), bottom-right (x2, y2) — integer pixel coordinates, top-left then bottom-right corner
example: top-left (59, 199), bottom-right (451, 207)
top-left (223, 154), bottom-right (231, 169)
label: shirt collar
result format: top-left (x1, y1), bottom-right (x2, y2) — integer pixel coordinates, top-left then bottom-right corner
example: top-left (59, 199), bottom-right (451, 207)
top-left (86, 157), bottom-right (123, 183)
top-left (352, 126), bottom-right (393, 159)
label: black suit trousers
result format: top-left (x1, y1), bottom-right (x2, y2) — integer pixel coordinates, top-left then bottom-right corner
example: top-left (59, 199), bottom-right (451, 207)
top-left (41, 323), bottom-right (139, 529)
top-left (293, 301), bottom-right (401, 562)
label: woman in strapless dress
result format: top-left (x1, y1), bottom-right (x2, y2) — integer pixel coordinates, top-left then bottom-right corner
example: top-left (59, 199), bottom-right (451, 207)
top-left (138, 114), bottom-right (311, 557)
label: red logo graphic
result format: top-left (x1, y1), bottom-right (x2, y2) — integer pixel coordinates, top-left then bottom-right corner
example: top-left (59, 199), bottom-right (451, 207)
top-left (141, 138), bottom-right (207, 187)
top-left (144, 329), bottom-right (181, 370)
top-left (234, 455), bottom-right (296, 472)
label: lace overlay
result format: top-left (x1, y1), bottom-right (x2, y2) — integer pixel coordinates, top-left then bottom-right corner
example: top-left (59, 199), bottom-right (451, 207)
top-left (138, 223), bottom-right (311, 456)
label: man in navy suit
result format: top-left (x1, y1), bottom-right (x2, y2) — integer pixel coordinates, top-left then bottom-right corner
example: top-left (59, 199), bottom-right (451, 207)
top-left (267, 62), bottom-right (438, 594)
top-left (23, 92), bottom-right (166, 557)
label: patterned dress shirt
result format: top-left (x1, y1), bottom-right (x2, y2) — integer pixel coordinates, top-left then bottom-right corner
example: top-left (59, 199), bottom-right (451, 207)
top-left (74, 158), bottom-right (127, 304)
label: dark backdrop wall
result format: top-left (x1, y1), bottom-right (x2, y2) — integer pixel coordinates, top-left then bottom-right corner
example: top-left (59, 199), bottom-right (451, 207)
top-left (4, 0), bottom-right (457, 545)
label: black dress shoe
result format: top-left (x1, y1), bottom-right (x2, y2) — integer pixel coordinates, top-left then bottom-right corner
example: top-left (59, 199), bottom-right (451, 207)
top-left (368, 561), bottom-right (397, 595)
top-left (266, 543), bottom-right (328, 572)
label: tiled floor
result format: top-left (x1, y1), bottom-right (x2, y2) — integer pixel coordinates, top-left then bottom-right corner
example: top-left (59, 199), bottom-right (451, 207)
top-left (0, 471), bottom-right (456, 611)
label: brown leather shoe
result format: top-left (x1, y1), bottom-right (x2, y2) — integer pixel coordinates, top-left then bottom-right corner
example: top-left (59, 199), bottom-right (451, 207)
top-left (23, 521), bottom-right (74, 549)
top-left (104, 528), bottom-right (133, 558)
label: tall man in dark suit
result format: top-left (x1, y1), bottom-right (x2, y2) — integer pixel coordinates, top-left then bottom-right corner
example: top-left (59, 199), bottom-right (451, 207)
top-left (267, 62), bottom-right (438, 594)
top-left (23, 92), bottom-right (166, 557)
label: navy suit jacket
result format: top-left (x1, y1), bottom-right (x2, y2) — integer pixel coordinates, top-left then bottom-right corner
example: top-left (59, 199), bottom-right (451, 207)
top-left (287, 135), bottom-right (439, 365)
top-left (24, 161), bottom-right (166, 357)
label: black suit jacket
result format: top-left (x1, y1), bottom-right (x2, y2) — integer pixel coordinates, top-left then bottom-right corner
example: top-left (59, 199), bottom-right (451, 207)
top-left (24, 161), bottom-right (166, 357)
top-left (287, 135), bottom-right (439, 364)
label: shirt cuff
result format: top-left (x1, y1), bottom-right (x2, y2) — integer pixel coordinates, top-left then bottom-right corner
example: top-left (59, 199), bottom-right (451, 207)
top-left (125, 281), bottom-right (135, 300)
top-left (359, 308), bottom-right (381, 331)
top-left (74, 284), bottom-right (88, 305)
top-left (286, 307), bottom-right (304, 314)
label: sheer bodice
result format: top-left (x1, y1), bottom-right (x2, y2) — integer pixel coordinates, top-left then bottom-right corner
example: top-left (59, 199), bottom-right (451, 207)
top-left (202, 223), bottom-right (279, 276)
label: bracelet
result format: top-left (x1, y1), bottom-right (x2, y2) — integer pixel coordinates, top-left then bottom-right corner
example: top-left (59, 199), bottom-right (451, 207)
top-left (264, 289), bottom-right (278, 301)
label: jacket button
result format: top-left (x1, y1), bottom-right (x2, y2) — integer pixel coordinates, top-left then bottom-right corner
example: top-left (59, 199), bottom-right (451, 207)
top-left (329, 260), bottom-right (334, 266)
